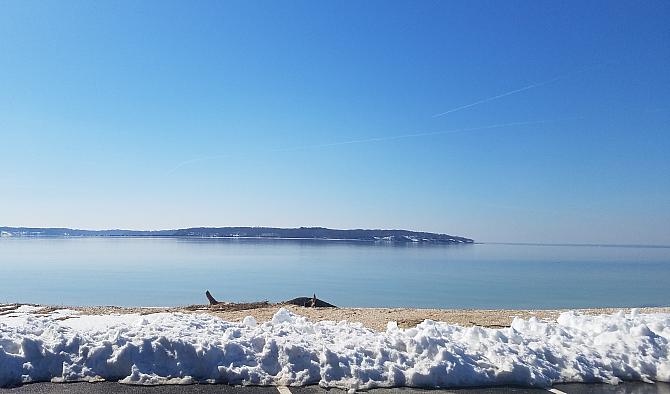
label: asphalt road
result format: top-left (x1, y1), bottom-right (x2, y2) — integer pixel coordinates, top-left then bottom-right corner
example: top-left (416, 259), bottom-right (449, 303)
top-left (2, 382), bottom-right (670, 394)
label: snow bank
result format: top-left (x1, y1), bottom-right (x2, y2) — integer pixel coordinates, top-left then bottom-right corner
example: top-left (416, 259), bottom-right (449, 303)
top-left (0, 307), bottom-right (668, 388)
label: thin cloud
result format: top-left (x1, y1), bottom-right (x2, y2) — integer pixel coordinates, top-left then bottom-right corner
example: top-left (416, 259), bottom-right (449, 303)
top-left (166, 118), bottom-right (575, 174)
top-left (432, 64), bottom-right (605, 118)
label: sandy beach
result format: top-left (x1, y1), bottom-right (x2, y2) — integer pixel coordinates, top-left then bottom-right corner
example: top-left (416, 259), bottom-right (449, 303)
top-left (4, 303), bottom-right (669, 332)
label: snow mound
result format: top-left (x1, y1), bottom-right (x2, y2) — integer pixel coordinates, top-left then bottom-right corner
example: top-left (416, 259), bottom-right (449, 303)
top-left (0, 307), bottom-right (669, 388)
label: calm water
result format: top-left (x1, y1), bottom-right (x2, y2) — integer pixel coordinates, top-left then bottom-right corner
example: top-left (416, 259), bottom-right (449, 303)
top-left (1, 237), bottom-right (669, 309)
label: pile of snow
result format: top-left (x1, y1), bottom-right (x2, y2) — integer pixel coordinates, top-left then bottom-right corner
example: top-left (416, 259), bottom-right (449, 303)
top-left (0, 307), bottom-right (669, 388)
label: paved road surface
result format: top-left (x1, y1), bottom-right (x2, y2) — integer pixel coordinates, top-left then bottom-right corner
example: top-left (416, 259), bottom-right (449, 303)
top-left (2, 382), bottom-right (670, 394)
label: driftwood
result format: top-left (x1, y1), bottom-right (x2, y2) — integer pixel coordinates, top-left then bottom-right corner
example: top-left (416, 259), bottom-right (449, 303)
top-left (205, 290), bottom-right (220, 305)
top-left (284, 293), bottom-right (337, 308)
top-left (205, 291), bottom-right (336, 308)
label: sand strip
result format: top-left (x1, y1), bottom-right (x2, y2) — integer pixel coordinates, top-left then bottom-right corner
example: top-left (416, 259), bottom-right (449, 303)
top-left (4, 303), bottom-right (669, 331)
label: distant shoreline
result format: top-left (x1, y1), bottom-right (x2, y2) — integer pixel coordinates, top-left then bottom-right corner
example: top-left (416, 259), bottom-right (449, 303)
top-left (0, 235), bottom-right (477, 244)
top-left (0, 226), bottom-right (474, 244)
top-left (2, 233), bottom-right (666, 249)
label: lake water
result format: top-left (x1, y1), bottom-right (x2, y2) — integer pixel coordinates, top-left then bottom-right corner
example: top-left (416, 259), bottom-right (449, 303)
top-left (1, 237), bottom-right (669, 309)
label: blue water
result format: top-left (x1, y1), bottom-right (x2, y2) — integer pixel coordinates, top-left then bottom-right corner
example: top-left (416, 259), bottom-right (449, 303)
top-left (1, 237), bottom-right (668, 309)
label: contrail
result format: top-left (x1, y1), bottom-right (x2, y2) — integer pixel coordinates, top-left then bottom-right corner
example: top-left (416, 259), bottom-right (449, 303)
top-left (432, 65), bottom-right (604, 118)
top-left (167, 64), bottom-right (604, 174)
top-left (166, 118), bottom-right (574, 174)
top-left (285, 119), bottom-right (557, 149)
top-left (432, 79), bottom-right (562, 118)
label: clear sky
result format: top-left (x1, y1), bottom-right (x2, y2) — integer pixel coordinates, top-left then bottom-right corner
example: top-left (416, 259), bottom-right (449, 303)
top-left (1, 1), bottom-right (669, 244)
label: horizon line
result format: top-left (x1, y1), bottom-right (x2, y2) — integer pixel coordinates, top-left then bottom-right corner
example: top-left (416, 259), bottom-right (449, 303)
top-left (480, 241), bottom-right (670, 249)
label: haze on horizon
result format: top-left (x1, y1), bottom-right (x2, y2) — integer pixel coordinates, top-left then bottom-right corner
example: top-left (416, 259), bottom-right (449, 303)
top-left (1, 1), bottom-right (668, 245)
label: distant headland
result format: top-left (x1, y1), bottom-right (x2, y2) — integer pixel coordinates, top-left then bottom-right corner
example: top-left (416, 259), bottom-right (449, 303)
top-left (0, 226), bottom-right (473, 244)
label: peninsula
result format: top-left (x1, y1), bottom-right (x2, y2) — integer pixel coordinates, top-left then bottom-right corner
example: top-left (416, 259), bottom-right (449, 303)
top-left (0, 226), bottom-right (473, 244)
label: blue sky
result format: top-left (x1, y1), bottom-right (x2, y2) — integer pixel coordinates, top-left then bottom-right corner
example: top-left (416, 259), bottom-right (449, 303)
top-left (1, 1), bottom-right (668, 244)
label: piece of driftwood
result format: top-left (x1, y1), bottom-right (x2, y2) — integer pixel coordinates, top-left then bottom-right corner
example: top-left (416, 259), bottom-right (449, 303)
top-left (205, 291), bottom-right (336, 308)
top-left (208, 301), bottom-right (270, 312)
top-left (284, 293), bottom-right (337, 308)
top-left (205, 290), bottom-right (220, 305)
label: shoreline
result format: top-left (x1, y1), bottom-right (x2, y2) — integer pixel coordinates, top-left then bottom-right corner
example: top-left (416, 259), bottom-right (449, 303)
top-left (4, 303), bottom-right (669, 332)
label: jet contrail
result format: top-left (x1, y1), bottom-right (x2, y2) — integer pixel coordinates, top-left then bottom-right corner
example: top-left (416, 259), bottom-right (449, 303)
top-left (166, 118), bottom-right (575, 174)
top-left (432, 79), bottom-right (562, 118)
top-left (284, 119), bottom-right (557, 149)
top-left (432, 64), bottom-right (604, 118)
